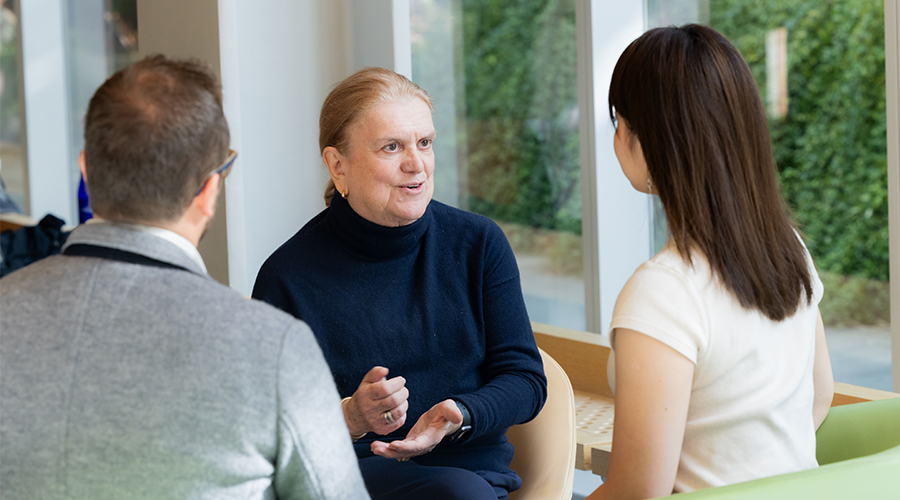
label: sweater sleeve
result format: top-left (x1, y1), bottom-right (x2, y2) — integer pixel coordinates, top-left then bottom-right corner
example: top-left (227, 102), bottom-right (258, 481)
top-left (451, 226), bottom-right (548, 441)
top-left (273, 322), bottom-right (370, 500)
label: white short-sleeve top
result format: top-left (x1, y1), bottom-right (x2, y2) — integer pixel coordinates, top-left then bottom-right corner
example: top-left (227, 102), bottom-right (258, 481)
top-left (608, 238), bottom-right (823, 492)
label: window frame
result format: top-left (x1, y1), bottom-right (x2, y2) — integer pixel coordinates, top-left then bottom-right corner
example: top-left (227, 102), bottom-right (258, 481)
top-left (883, 0), bottom-right (899, 391)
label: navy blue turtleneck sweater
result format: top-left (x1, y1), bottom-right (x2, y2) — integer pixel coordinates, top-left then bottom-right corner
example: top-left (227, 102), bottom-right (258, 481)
top-left (252, 194), bottom-right (546, 476)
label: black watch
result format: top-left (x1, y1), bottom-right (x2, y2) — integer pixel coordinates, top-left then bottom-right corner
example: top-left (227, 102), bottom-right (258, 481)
top-left (447, 400), bottom-right (472, 441)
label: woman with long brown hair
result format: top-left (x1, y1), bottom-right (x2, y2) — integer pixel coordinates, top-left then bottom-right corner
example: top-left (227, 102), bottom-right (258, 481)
top-left (587, 25), bottom-right (833, 499)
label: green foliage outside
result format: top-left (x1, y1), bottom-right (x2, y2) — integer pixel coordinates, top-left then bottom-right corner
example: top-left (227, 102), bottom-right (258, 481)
top-left (1, 1), bottom-right (21, 144)
top-left (819, 269), bottom-right (889, 326)
top-left (710, 0), bottom-right (888, 326)
top-left (459, 0), bottom-right (888, 281)
top-left (461, 0), bottom-right (581, 234)
top-left (711, 0), bottom-right (888, 282)
top-left (438, 0), bottom-right (888, 325)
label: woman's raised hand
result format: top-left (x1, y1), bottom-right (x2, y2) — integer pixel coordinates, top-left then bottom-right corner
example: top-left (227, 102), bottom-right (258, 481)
top-left (343, 366), bottom-right (409, 436)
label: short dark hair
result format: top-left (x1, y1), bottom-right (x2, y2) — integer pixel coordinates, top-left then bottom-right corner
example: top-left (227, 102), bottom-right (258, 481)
top-left (83, 54), bottom-right (230, 223)
top-left (609, 25), bottom-right (812, 321)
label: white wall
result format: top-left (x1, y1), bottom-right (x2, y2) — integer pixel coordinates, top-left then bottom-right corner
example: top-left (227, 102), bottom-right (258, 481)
top-left (218, 0), bottom-right (352, 294)
top-left (137, 0), bottom-right (231, 285)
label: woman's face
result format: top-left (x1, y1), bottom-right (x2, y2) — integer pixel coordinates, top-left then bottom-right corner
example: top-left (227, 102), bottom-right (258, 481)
top-left (613, 112), bottom-right (651, 193)
top-left (326, 99), bottom-right (436, 227)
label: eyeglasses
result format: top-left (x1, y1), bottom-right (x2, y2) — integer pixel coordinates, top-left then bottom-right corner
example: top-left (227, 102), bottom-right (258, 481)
top-left (195, 149), bottom-right (238, 196)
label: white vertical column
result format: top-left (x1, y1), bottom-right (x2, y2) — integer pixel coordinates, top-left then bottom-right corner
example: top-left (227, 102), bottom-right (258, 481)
top-left (349, 0), bottom-right (411, 77)
top-left (576, 0), bottom-right (647, 334)
top-left (884, 0), bottom-right (900, 392)
top-left (20, 0), bottom-right (75, 224)
top-left (216, 0), bottom-right (247, 292)
top-left (216, 0), bottom-right (352, 295)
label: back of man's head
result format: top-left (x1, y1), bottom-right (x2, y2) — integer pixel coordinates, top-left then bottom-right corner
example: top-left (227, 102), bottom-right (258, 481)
top-left (84, 55), bottom-right (229, 224)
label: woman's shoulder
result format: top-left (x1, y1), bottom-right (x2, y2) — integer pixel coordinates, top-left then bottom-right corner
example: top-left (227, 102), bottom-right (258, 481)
top-left (430, 200), bottom-right (505, 237)
top-left (427, 202), bottom-right (516, 271)
top-left (624, 244), bottom-right (718, 308)
top-left (644, 242), bottom-right (714, 279)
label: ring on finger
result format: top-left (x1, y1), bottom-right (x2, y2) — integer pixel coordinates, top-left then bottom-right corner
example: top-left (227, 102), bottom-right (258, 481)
top-left (383, 410), bottom-right (395, 425)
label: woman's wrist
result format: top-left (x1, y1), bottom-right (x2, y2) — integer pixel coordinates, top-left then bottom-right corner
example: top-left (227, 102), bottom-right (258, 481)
top-left (341, 396), bottom-right (368, 441)
top-left (446, 399), bottom-right (472, 441)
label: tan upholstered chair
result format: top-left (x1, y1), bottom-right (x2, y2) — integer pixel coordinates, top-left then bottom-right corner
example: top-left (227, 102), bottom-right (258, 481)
top-left (507, 347), bottom-right (576, 500)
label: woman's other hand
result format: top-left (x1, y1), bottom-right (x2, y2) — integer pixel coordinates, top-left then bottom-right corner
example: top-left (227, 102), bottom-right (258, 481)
top-left (370, 399), bottom-right (463, 460)
top-left (343, 366), bottom-right (409, 436)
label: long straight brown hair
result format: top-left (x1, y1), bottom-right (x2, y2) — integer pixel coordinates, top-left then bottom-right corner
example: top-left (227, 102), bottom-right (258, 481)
top-left (609, 25), bottom-right (812, 321)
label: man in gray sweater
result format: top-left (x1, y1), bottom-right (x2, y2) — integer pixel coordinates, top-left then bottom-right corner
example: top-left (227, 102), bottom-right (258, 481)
top-left (0, 55), bottom-right (369, 500)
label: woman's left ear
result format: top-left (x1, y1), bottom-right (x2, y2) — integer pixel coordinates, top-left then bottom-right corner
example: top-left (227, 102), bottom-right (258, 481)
top-left (323, 146), bottom-right (347, 192)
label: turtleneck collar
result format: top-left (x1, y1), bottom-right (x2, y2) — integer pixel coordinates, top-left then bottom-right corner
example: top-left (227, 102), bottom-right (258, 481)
top-left (326, 193), bottom-right (433, 261)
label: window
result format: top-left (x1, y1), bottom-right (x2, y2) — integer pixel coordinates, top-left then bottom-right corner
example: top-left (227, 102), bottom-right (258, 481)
top-left (1, 0), bottom-right (25, 213)
top-left (411, 0), bottom-right (586, 330)
top-left (4, 0), bottom-right (137, 223)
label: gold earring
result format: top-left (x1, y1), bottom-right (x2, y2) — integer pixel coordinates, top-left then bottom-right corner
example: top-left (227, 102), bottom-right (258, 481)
top-left (340, 189), bottom-right (348, 199)
top-left (647, 177), bottom-right (654, 194)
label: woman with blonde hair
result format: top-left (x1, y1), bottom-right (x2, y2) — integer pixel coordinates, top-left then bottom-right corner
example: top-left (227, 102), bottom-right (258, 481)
top-left (588, 25), bottom-right (834, 499)
top-left (253, 67), bottom-right (546, 500)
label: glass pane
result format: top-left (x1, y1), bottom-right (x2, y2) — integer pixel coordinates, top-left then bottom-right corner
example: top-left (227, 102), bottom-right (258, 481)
top-left (0, 0), bottom-right (138, 222)
top-left (646, 0), bottom-right (891, 390)
top-left (411, 0), bottom-right (585, 330)
top-left (65, 0), bottom-right (139, 222)
top-left (106, 0), bottom-right (138, 73)
top-left (1, 0), bottom-right (26, 214)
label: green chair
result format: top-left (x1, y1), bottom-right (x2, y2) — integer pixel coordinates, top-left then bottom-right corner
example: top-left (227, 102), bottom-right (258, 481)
top-left (665, 397), bottom-right (900, 499)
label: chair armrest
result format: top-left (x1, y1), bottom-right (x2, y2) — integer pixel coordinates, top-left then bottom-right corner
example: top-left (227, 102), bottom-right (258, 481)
top-left (666, 445), bottom-right (900, 500)
top-left (832, 381), bottom-right (900, 406)
top-left (530, 322), bottom-right (612, 397)
top-left (816, 397), bottom-right (900, 465)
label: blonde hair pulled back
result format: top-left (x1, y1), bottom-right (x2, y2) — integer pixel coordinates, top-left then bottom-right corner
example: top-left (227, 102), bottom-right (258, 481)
top-left (319, 67), bottom-right (433, 206)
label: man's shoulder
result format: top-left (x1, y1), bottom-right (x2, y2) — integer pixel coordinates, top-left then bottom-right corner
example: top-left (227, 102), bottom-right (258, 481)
top-left (1, 253), bottom-right (311, 344)
top-left (174, 274), bottom-right (312, 335)
top-left (0, 254), bottom-right (78, 299)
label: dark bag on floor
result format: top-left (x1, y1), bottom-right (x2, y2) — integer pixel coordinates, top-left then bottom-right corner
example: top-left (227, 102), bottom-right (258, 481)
top-left (0, 214), bottom-right (70, 277)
